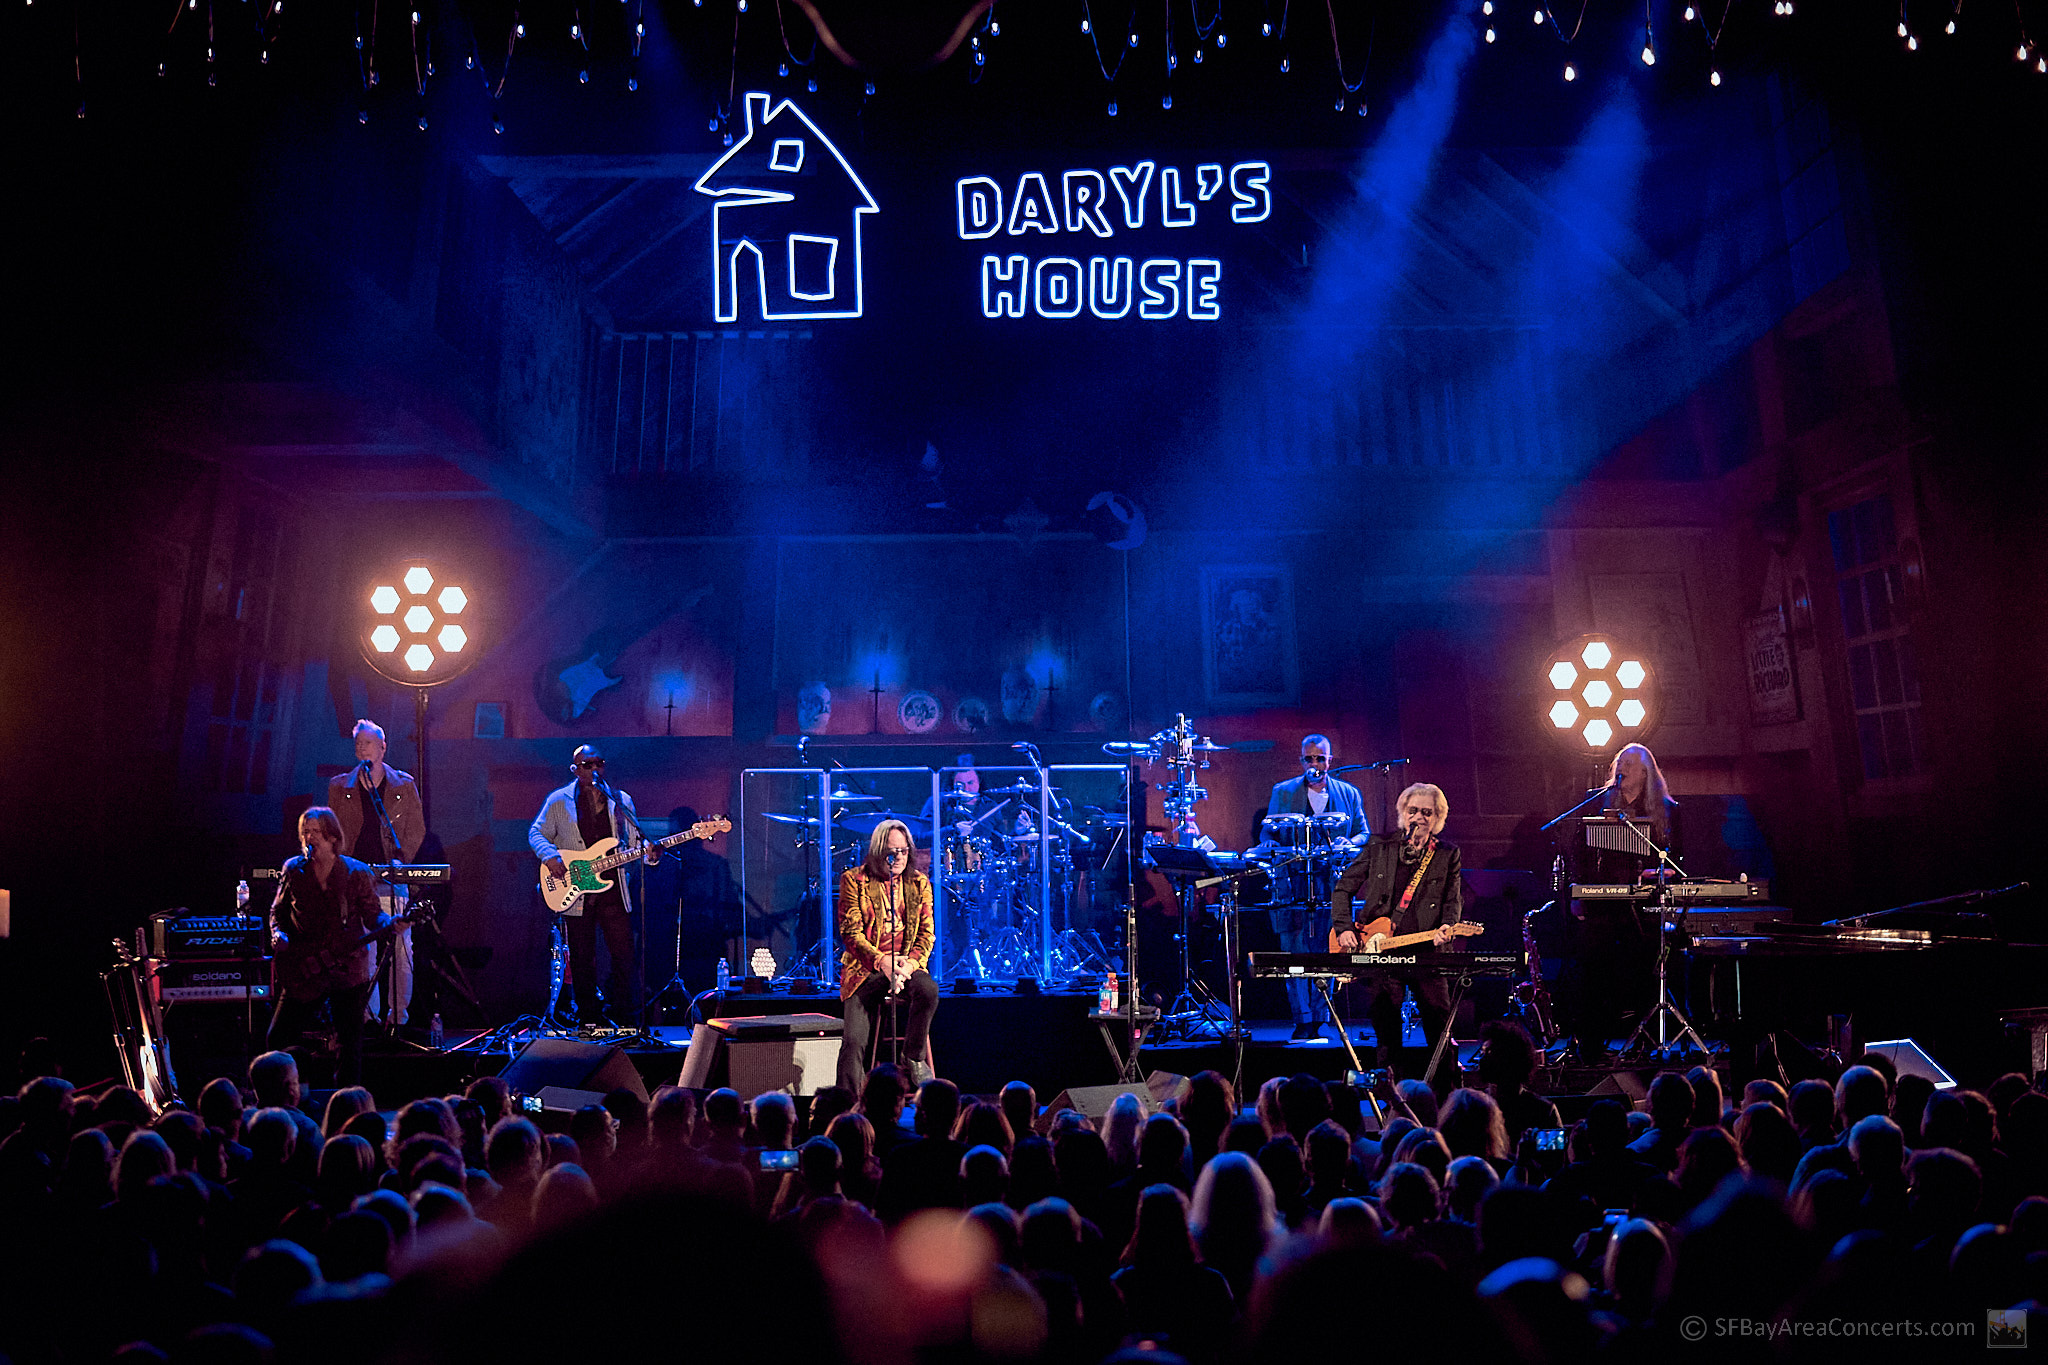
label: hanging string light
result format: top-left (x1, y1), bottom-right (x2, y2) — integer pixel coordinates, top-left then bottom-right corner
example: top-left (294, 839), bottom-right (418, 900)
top-left (1325, 0), bottom-right (1369, 113)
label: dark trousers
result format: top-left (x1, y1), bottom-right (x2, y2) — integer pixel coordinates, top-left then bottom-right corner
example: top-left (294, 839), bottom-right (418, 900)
top-left (267, 979), bottom-right (376, 1086)
top-left (838, 969), bottom-right (939, 1091)
top-left (566, 896), bottom-right (640, 1023)
top-left (1362, 971), bottom-right (1454, 1087)
top-left (1271, 902), bottom-right (1330, 1025)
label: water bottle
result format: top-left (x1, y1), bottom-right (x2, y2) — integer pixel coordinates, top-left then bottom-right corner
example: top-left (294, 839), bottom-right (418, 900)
top-left (236, 879), bottom-right (250, 914)
top-left (428, 1013), bottom-right (444, 1049)
top-left (716, 957), bottom-right (732, 992)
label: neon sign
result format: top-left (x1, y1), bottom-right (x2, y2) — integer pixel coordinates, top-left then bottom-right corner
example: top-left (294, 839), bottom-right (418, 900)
top-left (955, 160), bottom-right (1268, 321)
top-left (694, 93), bottom-right (880, 323)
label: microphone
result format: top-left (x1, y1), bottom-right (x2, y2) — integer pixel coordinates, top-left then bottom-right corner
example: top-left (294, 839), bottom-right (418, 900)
top-left (302, 842), bottom-right (316, 861)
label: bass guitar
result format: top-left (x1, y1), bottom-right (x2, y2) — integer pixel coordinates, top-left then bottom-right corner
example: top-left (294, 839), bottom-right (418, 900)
top-left (538, 816), bottom-right (732, 914)
top-left (275, 904), bottom-right (431, 998)
top-left (1327, 917), bottom-right (1486, 954)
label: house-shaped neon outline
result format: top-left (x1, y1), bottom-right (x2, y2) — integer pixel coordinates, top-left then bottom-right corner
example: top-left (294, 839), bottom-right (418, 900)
top-left (693, 92), bottom-right (880, 323)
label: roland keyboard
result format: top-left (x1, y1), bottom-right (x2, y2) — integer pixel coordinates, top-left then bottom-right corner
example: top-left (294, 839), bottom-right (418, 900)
top-left (1246, 951), bottom-right (1523, 979)
top-left (1571, 879), bottom-right (1771, 903)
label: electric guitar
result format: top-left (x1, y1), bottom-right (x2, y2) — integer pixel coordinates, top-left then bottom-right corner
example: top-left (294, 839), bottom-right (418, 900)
top-left (1328, 917), bottom-right (1486, 954)
top-left (275, 904), bottom-right (431, 997)
top-left (538, 816), bottom-right (732, 914)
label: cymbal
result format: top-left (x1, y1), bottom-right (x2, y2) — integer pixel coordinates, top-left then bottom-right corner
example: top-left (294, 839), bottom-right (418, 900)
top-left (805, 790), bottom-right (885, 804)
top-left (763, 812), bottom-right (821, 828)
top-left (982, 782), bottom-right (1048, 796)
top-left (1191, 739), bottom-right (1229, 751)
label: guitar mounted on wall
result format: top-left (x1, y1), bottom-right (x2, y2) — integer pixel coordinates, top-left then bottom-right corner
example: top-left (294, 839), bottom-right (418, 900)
top-left (538, 816), bottom-right (732, 914)
top-left (1327, 917), bottom-right (1486, 955)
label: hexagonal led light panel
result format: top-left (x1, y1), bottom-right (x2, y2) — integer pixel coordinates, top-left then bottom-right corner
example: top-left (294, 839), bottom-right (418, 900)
top-left (358, 561), bottom-right (480, 689)
top-left (1540, 633), bottom-right (1657, 758)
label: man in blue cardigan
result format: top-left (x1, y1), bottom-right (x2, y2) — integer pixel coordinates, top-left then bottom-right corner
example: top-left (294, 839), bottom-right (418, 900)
top-left (1263, 734), bottom-right (1367, 1039)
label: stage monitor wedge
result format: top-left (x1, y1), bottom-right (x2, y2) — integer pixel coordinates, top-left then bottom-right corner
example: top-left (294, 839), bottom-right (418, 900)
top-left (498, 1037), bottom-right (649, 1103)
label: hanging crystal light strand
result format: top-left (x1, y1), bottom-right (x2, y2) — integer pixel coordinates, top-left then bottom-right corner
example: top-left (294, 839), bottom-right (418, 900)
top-left (257, 0), bottom-right (283, 68)
top-left (411, 0), bottom-right (430, 127)
top-left (489, 3), bottom-right (521, 133)
top-left (1325, 0), bottom-right (1370, 113)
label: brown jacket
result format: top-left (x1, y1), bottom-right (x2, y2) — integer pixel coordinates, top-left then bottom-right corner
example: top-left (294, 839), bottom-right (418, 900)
top-left (328, 763), bottom-right (428, 864)
top-left (837, 868), bottom-right (934, 999)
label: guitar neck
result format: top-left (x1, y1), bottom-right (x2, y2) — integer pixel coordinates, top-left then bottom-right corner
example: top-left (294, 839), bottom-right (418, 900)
top-left (586, 826), bottom-right (701, 875)
top-left (1372, 924), bottom-right (1483, 952)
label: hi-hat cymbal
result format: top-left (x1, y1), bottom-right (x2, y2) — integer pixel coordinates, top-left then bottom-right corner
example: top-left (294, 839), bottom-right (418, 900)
top-left (1190, 739), bottom-right (1229, 751)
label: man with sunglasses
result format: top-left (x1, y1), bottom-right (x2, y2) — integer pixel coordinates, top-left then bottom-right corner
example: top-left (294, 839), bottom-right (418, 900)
top-left (529, 744), bottom-right (661, 1029)
top-left (1263, 734), bottom-right (1368, 1040)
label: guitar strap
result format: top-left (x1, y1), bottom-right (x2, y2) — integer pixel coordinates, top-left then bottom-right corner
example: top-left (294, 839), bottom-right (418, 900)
top-left (1396, 842), bottom-right (1438, 917)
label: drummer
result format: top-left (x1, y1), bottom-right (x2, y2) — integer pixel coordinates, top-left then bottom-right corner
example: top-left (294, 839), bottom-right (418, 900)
top-left (920, 752), bottom-right (986, 835)
top-left (1262, 734), bottom-right (1369, 1040)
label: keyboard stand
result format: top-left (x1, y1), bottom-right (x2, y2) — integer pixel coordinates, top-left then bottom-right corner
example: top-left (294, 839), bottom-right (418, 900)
top-left (1421, 972), bottom-right (1474, 1091)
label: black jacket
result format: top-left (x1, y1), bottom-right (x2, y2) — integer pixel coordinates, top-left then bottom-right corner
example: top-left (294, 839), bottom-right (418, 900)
top-left (1331, 834), bottom-right (1464, 935)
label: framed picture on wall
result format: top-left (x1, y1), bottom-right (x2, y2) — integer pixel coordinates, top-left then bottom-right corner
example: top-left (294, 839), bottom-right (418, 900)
top-left (1200, 565), bottom-right (1299, 709)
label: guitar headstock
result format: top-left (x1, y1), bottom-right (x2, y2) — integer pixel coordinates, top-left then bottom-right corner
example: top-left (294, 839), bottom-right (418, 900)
top-left (1452, 921), bottom-right (1485, 937)
top-left (695, 816), bottom-right (733, 838)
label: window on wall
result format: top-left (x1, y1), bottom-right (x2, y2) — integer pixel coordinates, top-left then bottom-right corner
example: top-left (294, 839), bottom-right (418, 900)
top-left (1827, 492), bottom-right (1922, 781)
top-left (200, 508), bottom-right (291, 795)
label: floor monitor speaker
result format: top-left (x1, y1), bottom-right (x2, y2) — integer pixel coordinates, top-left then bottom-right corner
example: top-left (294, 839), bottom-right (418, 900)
top-left (498, 1037), bottom-right (649, 1103)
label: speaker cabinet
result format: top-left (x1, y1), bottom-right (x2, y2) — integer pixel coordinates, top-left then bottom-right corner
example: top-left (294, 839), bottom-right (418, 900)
top-left (498, 1037), bottom-right (649, 1104)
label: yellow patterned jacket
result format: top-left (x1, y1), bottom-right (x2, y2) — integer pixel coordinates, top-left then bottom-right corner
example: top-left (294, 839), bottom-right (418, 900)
top-left (837, 867), bottom-right (934, 1000)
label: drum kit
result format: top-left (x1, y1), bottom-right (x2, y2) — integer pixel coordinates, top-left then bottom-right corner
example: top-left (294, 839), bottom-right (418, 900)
top-left (936, 779), bottom-right (1113, 983)
top-left (758, 781), bottom-right (1114, 986)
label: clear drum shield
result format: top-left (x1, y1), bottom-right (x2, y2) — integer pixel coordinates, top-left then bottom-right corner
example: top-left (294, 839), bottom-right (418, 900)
top-left (739, 768), bottom-right (941, 984)
top-left (933, 763), bottom-right (1129, 985)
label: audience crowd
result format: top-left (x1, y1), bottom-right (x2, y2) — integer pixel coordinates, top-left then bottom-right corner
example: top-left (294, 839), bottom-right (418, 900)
top-left (2, 1021), bottom-right (2045, 1364)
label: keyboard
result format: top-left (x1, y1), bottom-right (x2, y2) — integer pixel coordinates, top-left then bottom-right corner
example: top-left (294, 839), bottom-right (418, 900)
top-left (1570, 879), bottom-right (1771, 903)
top-left (1245, 951), bottom-right (1522, 979)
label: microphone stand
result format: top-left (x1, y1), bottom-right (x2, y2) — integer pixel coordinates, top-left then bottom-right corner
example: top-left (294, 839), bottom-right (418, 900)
top-left (601, 777), bottom-right (656, 1040)
top-left (361, 763), bottom-right (410, 1036)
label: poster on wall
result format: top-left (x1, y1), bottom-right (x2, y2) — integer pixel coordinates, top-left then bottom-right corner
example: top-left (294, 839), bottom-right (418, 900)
top-left (1199, 565), bottom-right (1299, 709)
top-left (1743, 606), bottom-right (1800, 725)
top-left (1588, 572), bottom-right (1706, 726)
top-left (773, 538), bottom-right (1128, 735)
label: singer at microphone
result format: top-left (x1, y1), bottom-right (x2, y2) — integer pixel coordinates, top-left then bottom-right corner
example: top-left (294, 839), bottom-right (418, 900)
top-left (269, 806), bottom-right (389, 1086)
top-left (328, 720), bottom-right (427, 1030)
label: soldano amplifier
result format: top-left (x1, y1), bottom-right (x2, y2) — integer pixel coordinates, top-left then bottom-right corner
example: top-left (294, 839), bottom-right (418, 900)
top-left (157, 957), bottom-right (272, 1002)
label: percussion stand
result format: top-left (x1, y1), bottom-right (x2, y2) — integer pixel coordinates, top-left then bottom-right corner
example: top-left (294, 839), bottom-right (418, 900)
top-left (1159, 875), bottom-right (1232, 1041)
